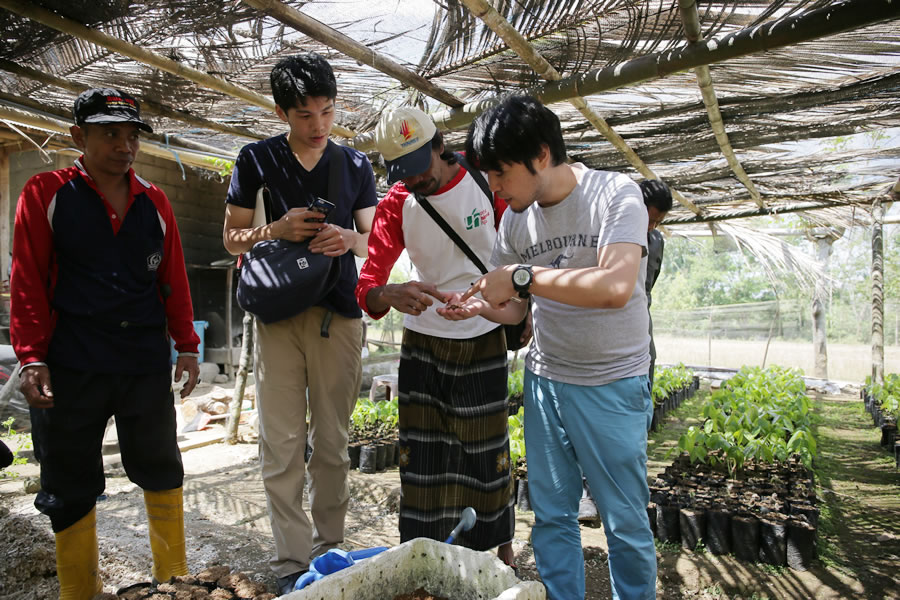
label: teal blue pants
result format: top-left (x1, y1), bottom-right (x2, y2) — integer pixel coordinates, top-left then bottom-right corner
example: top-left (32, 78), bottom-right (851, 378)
top-left (524, 371), bottom-right (656, 600)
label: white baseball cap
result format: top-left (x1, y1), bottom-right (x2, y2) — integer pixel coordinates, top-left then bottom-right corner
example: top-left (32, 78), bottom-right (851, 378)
top-left (375, 107), bottom-right (438, 184)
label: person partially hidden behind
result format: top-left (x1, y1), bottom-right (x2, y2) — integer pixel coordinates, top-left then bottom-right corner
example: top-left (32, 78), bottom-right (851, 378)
top-left (640, 179), bottom-right (672, 390)
top-left (10, 87), bottom-right (200, 598)
top-left (356, 107), bottom-right (518, 569)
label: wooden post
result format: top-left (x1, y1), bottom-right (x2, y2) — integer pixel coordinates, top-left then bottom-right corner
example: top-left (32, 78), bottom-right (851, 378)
top-left (225, 312), bottom-right (254, 445)
top-left (224, 265), bottom-right (234, 380)
top-left (811, 235), bottom-right (835, 379)
top-left (872, 200), bottom-right (885, 385)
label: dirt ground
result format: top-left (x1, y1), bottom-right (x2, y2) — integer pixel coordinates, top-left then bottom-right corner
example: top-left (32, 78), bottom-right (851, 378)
top-left (1, 385), bottom-right (898, 600)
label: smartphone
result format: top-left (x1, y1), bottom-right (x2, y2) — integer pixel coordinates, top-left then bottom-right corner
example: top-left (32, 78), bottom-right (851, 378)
top-left (307, 196), bottom-right (335, 222)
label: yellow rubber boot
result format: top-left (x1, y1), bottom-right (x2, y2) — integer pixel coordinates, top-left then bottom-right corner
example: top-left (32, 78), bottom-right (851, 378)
top-left (144, 487), bottom-right (188, 583)
top-left (55, 507), bottom-right (103, 600)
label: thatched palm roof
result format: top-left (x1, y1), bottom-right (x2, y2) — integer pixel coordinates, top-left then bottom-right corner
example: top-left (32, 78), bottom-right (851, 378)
top-left (1, 0), bottom-right (898, 225)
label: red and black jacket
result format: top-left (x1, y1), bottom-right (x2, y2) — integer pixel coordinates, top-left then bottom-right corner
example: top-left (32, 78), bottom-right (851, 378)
top-left (10, 158), bottom-right (199, 374)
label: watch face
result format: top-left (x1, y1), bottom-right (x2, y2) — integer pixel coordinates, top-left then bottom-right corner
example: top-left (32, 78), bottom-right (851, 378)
top-left (513, 268), bottom-right (530, 286)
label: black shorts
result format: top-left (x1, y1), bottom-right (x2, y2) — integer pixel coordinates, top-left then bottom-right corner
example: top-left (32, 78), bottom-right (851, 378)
top-left (30, 365), bottom-right (183, 531)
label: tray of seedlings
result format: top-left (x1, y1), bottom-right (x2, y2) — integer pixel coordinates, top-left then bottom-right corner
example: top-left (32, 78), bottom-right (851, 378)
top-left (348, 397), bottom-right (400, 473)
top-left (648, 366), bottom-right (818, 571)
top-left (861, 373), bottom-right (900, 468)
top-left (650, 364), bottom-right (700, 431)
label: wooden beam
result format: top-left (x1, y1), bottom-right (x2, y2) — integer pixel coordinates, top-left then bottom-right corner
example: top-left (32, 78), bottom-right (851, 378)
top-left (0, 0), bottom-right (357, 139)
top-left (460, 0), bottom-right (704, 216)
top-left (0, 91), bottom-right (234, 157)
top-left (424, 0), bottom-right (900, 132)
top-left (663, 199), bottom-right (868, 225)
top-left (679, 0), bottom-right (763, 209)
top-left (0, 103), bottom-right (236, 172)
top-left (0, 58), bottom-right (264, 141)
top-left (241, 0), bottom-right (464, 109)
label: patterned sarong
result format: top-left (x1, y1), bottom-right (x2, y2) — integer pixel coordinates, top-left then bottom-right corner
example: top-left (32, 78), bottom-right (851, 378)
top-left (397, 326), bottom-right (515, 551)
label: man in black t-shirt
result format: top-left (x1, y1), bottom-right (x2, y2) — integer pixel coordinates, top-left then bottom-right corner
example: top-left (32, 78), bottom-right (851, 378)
top-left (223, 53), bottom-right (376, 595)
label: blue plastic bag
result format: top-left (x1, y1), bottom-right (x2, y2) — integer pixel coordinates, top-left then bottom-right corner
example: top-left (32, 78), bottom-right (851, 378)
top-left (294, 547), bottom-right (388, 591)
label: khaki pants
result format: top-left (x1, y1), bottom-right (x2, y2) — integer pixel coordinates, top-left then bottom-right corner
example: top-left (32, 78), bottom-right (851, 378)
top-left (254, 306), bottom-right (362, 577)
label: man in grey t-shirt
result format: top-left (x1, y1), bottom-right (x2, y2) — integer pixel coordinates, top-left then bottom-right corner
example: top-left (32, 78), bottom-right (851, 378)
top-left (445, 96), bottom-right (656, 600)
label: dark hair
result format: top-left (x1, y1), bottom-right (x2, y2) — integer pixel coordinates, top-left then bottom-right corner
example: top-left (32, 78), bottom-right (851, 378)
top-left (465, 95), bottom-right (566, 174)
top-left (270, 53), bottom-right (337, 112)
top-left (639, 179), bottom-right (673, 213)
top-left (431, 130), bottom-right (457, 165)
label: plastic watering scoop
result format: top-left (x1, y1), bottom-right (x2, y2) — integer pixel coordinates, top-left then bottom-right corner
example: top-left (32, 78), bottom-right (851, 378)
top-left (445, 506), bottom-right (477, 544)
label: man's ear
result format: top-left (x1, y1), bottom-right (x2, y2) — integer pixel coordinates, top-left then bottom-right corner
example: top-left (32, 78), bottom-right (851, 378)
top-left (534, 144), bottom-right (551, 171)
top-left (69, 125), bottom-right (85, 151)
top-left (275, 105), bottom-right (288, 123)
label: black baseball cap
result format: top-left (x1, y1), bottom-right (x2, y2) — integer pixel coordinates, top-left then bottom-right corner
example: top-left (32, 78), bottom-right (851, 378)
top-left (73, 88), bottom-right (153, 133)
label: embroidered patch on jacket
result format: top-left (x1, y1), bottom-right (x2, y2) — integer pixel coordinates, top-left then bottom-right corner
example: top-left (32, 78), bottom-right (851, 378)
top-left (146, 251), bottom-right (162, 271)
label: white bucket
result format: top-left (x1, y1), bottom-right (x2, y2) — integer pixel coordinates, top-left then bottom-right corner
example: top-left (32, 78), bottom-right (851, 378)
top-left (282, 537), bottom-right (545, 600)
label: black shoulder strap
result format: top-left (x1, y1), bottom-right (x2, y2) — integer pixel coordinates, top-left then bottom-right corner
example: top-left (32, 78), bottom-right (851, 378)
top-left (454, 152), bottom-right (492, 204)
top-left (416, 194), bottom-right (489, 275)
top-left (326, 141), bottom-right (344, 223)
top-left (261, 141), bottom-right (345, 225)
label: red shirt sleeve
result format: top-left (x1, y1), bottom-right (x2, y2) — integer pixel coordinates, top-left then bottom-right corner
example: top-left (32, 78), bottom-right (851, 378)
top-left (149, 187), bottom-right (200, 354)
top-left (493, 191), bottom-right (507, 230)
top-left (10, 172), bottom-right (63, 366)
top-left (355, 185), bottom-right (408, 319)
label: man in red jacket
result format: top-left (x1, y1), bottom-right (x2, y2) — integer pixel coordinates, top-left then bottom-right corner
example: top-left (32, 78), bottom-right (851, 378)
top-left (10, 88), bottom-right (200, 598)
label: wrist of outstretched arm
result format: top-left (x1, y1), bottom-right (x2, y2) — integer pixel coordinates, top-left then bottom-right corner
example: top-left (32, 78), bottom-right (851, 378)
top-left (18, 361), bottom-right (48, 376)
top-left (365, 286), bottom-right (391, 318)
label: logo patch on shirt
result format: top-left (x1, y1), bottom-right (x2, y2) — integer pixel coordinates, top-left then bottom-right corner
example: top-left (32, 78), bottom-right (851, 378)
top-left (297, 257), bottom-right (310, 270)
top-left (548, 248), bottom-right (575, 269)
top-left (465, 208), bottom-right (491, 230)
top-left (146, 251), bottom-right (162, 271)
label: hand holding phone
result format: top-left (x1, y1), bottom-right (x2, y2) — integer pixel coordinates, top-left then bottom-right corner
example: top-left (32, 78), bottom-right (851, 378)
top-left (306, 196), bottom-right (335, 223)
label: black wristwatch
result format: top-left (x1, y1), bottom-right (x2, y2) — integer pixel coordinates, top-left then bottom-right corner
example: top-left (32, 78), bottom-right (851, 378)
top-left (511, 264), bottom-right (534, 298)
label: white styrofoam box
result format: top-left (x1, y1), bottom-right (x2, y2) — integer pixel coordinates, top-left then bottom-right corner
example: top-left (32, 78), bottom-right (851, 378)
top-left (282, 537), bottom-right (545, 600)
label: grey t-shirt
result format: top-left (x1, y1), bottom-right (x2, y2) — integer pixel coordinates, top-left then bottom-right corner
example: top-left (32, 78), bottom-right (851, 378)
top-left (492, 167), bottom-right (651, 386)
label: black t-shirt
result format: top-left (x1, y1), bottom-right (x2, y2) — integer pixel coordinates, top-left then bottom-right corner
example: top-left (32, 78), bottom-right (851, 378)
top-left (226, 135), bottom-right (377, 318)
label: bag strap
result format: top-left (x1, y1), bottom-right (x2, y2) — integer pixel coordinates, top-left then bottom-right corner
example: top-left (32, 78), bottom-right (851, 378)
top-left (454, 152), bottom-right (492, 204)
top-left (258, 141), bottom-right (345, 225)
top-left (415, 154), bottom-right (495, 275)
top-left (326, 141), bottom-right (345, 214)
top-left (416, 193), bottom-right (489, 276)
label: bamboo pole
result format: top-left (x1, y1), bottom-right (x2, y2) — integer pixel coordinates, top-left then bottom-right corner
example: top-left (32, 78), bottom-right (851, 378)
top-left (241, 0), bottom-right (463, 109)
top-left (679, 0), bottom-right (763, 208)
top-left (226, 312), bottom-right (254, 444)
top-left (0, 91), bottom-right (234, 157)
top-left (810, 234), bottom-right (836, 378)
top-left (0, 58), bottom-right (264, 141)
top-left (872, 199), bottom-right (885, 386)
top-left (416, 0), bottom-right (900, 136)
top-left (663, 198), bottom-right (866, 225)
top-left (0, 103), bottom-right (236, 171)
top-left (224, 266), bottom-right (235, 381)
top-left (459, 0), bottom-right (703, 216)
top-left (0, 0), bottom-right (356, 139)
